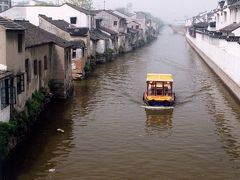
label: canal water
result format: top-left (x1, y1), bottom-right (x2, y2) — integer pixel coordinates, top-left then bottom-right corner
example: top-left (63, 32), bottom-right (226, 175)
top-left (3, 26), bottom-right (240, 179)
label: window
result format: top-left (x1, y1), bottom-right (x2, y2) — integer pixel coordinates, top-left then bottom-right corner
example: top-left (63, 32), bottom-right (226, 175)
top-left (114, 21), bottom-right (118, 26)
top-left (1, 77), bottom-right (16, 109)
top-left (234, 9), bottom-right (238, 22)
top-left (136, 25), bottom-right (139, 29)
top-left (34, 60), bottom-right (37, 75)
top-left (25, 59), bottom-right (30, 83)
top-left (224, 12), bottom-right (227, 22)
top-left (72, 48), bottom-right (76, 59)
top-left (70, 17), bottom-right (77, 24)
top-left (17, 73), bottom-right (24, 94)
top-left (44, 56), bottom-right (48, 70)
top-left (1, 79), bottom-right (9, 109)
top-left (18, 33), bottom-right (23, 53)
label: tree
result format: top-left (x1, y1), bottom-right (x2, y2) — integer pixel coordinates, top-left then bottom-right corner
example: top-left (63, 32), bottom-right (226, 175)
top-left (115, 3), bottom-right (133, 16)
top-left (126, 3), bottom-right (133, 13)
top-left (65, 0), bottom-right (93, 10)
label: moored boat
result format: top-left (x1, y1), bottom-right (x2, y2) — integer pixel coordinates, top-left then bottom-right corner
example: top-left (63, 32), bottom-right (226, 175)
top-left (143, 73), bottom-right (175, 107)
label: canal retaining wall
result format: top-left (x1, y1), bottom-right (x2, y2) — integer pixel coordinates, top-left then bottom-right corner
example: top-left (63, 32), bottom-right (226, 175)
top-left (186, 32), bottom-right (240, 101)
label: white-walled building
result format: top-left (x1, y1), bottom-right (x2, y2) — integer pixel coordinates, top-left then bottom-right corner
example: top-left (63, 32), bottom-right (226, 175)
top-left (0, 3), bottom-right (95, 28)
top-left (215, 0), bottom-right (240, 31)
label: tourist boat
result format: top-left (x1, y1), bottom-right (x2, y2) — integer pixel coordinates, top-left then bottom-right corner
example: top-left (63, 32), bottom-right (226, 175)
top-left (143, 73), bottom-right (175, 108)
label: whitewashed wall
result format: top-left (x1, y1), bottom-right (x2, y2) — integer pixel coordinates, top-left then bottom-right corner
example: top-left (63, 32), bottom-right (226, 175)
top-left (96, 40), bottom-right (105, 54)
top-left (0, 105), bottom-right (10, 122)
top-left (0, 4), bottom-right (89, 27)
top-left (233, 28), bottom-right (240, 36)
top-left (186, 32), bottom-right (240, 99)
top-left (215, 7), bottom-right (240, 31)
top-left (195, 33), bottom-right (240, 84)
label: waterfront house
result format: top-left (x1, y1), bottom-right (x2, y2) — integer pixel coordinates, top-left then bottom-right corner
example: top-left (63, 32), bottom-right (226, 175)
top-left (127, 20), bottom-right (144, 47)
top-left (219, 22), bottom-right (240, 36)
top-left (0, 16), bottom-right (73, 123)
top-left (0, 3), bottom-right (109, 73)
top-left (186, 0), bottom-right (240, 101)
top-left (127, 20), bottom-right (141, 30)
top-left (215, 0), bottom-right (240, 31)
top-left (129, 11), bottom-right (155, 43)
top-left (94, 10), bottom-right (128, 53)
top-left (95, 19), bottom-right (118, 53)
top-left (38, 14), bottom-right (87, 79)
top-left (0, 3), bottom-right (95, 28)
top-left (90, 28), bottom-right (112, 63)
top-left (0, 3), bottom-right (95, 55)
top-left (16, 20), bottom-right (73, 99)
top-left (0, 17), bottom-right (25, 122)
top-left (94, 10), bottom-right (127, 35)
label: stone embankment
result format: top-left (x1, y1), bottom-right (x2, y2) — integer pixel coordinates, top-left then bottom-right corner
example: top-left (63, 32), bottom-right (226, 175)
top-left (186, 31), bottom-right (240, 102)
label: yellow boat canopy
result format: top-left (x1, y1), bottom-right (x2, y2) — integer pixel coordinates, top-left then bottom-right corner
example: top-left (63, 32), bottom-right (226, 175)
top-left (146, 73), bottom-right (173, 82)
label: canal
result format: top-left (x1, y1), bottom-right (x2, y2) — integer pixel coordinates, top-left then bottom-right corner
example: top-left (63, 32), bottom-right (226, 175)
top-left (3, 26), bottom-right (240, 179)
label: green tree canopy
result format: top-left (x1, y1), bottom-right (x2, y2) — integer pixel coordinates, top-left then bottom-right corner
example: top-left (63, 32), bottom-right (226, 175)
top-left (65, 0), bottom-right (93, 10)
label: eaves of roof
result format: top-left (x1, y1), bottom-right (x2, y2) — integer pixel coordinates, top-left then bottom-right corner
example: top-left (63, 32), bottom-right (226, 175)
top-left (0, 16), bottom-right (25, 30)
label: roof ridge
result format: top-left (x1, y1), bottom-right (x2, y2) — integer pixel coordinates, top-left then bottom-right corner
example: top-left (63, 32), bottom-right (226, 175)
top-left (0, 16), bottom-right (25, 30)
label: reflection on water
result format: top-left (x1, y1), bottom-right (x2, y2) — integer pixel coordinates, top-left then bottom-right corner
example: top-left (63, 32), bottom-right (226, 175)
top-left (145, 109), bottom-right (173, 137)
top-left (190, 48), bottom-right (240, 162)
top-left (2, 100), bottom-right (74, 180)
top-left (3, 26), bottom-right (240, 179)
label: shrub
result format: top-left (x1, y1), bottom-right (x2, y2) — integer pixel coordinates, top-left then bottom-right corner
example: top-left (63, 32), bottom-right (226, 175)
top-left (84, 60), bottom-right (91, 78)
top-left (105, 48), bottom-right (113, 55)
top-left (0, 90), bottom-right (45, 157)
top-left (0, 121), bottom-right (16, 155)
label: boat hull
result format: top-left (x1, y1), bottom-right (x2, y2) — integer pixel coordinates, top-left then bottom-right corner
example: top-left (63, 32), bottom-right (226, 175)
top-left (143, 93), bottom-right (175, 107)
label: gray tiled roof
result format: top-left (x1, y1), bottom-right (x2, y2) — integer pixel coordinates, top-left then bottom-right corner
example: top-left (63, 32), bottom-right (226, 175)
top-left (99, 26), bottom-right (117, 35)
top-left (39, 14), bottom-right (89, 37)
top-left (229, 1), bottom-right (240, 8)
top-left (220, 22), bottom-right (240, 33)
top-left (39, 14), bottom-right (71, 31)
top-left (65, 3), bottom-right (95, 15)
top-left (94, 9), bottom-right (125, 19)
top-left (89, 9), bottom-right (102, 15)
top-left (193, 22), bottom-right (209, 28)
top-left (15, 20), bottom-right (72, 48)
top-left (105, 10), bottom-right (125, 19)
top-left (0, 16), bottom-right (24, 30)
top-left (127, 20), bottom-right (141, 25)
top-left (90, 29), bottom-right (111, 40)
top-left (70, 40), bottom-right (85, 48)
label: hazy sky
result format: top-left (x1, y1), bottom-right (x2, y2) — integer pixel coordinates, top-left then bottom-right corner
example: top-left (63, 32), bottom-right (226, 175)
top-left (93, 0), bottom-right (218, 22)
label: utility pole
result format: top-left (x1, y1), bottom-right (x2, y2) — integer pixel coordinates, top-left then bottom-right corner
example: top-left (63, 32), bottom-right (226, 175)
top-left (104, 0), bottom-right (105, 10)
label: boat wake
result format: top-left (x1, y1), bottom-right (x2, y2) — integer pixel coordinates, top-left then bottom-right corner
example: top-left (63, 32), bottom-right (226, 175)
top-left (141, 106), bottom-right (174, 110)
